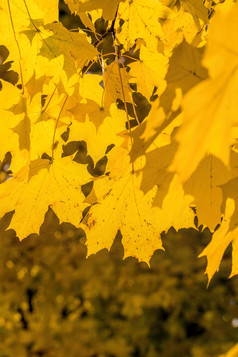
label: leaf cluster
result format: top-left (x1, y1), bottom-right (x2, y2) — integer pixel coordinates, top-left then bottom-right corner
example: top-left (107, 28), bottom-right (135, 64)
top-left (0, 0), bottom-right (238, 282)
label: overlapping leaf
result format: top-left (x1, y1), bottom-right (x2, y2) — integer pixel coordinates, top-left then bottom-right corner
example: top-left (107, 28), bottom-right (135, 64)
top-left (0, 0), bottom-right (237, 282)
top-left (81, 143), bottom-right (194, 263)
top-left (0, 157), bottom-right (91, 238)
top-left (173, 0), bottom-right (238, 181)
top-left (64, 0), bottom-right (123, 20)
top-left (115, 0), bottom-right (171, 51)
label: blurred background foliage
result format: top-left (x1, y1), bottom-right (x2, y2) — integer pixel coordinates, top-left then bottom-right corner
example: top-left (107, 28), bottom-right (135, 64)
top-left (0, 2), bottom-right (237, 357)
top-left (0, 208), bottom-right (238, 357)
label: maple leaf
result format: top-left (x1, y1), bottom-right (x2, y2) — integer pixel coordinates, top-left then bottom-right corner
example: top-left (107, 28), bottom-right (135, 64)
top-left (162, 0), bottom-right (208, 49)
top-left (0, 81), bottom-right (31, 171)
top-left (0, 77), bottom-right (71, 174)
top-left (37, 22), bottom-right (97, 77)
top-left (81, 143), bottom-right (194, 264)
top-left (103, 60), bottom-right (132, 109)
top-left (129, 103), bottom-right (179, 163)
top-left (115, 0), bottom-right (171, 51)
top-left (129, 41), bottom-right (208, 165)
top-left (159, 40), bottom-right (208, 114)
top-left (82, 170), bottom-right (163, 264)
top-left (220, 176), bottom-right (238, 234)
top-left (198, 148), bottom-right (238, 281)
top-left (184, 151), bottom-right (238, 231)
top-left (64, 0), bottom-right (123, 20)
top-left (32, 0), bottom-right (59, 23)
top-left (199, 198), bottom-right (237, 283)
top-left (128, 44), bottom-right (168, 100)
top-left (173, 1), bottom-right (238, 181)
top-left (68, 103), bottom-right (127, 163)
top-left (0, 0), bottom-right (59, 84)
top-left (0, 156), bottom-right (91, 239)
top-left (69, 74), bottom-right (111, 130)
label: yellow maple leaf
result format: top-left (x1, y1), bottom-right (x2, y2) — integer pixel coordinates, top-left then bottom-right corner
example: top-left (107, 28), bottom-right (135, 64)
top-left (103, 61), bottom-right (132, 109)
top-left (0, 81), bottom-right (30, 171)
top-left (161, 0), bottom-right (208, 50)
top-left (37, 22), bottom-right (97, 78)
top-left (69, 74), bottom-right (110, 130)
top-left (160, 40), bottom-right (208, 114)
top-left (0, 0), bottom-right (97, 90)
top-left (0, 77), bottom-right (72, 174)
top-left (199, 198), bottom-right (237, 283)
top-left (184, 152), bottom-right (238, 231)
top-left (0, 0), bottom-right (59, 84)
top-left (129, 41), bottom-right (208, 166)
top-left (64, 0), bottom-right (123, 20)
top-left (68, 103), bottom-right (127, 163)
top-left (81, 143), bottom-right (194, 264)
top-left (115, 0), bottom-right (171, 51)
top-left (173, 1), bottom-right (238, 181)
top-left (128, 44), bottom-right (168, 100)
top-left (0, 156), bottom-right (91, 239)
top-left (129, 102), bottom-right (181, 164)
top-left (82, 170), bottom-right (163, 264)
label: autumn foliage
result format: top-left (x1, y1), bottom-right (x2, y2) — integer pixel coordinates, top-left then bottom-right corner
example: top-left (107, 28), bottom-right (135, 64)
top-left (0, 0), bottom-right (238, 284)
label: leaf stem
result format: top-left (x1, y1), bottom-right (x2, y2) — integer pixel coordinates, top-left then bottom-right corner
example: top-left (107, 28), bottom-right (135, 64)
top-left (51, 94), bottom-right (68, 161)
top-left (7, 0), bottom-right (24, 93)
top-left (115, 45), bottom-right (135, 174)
